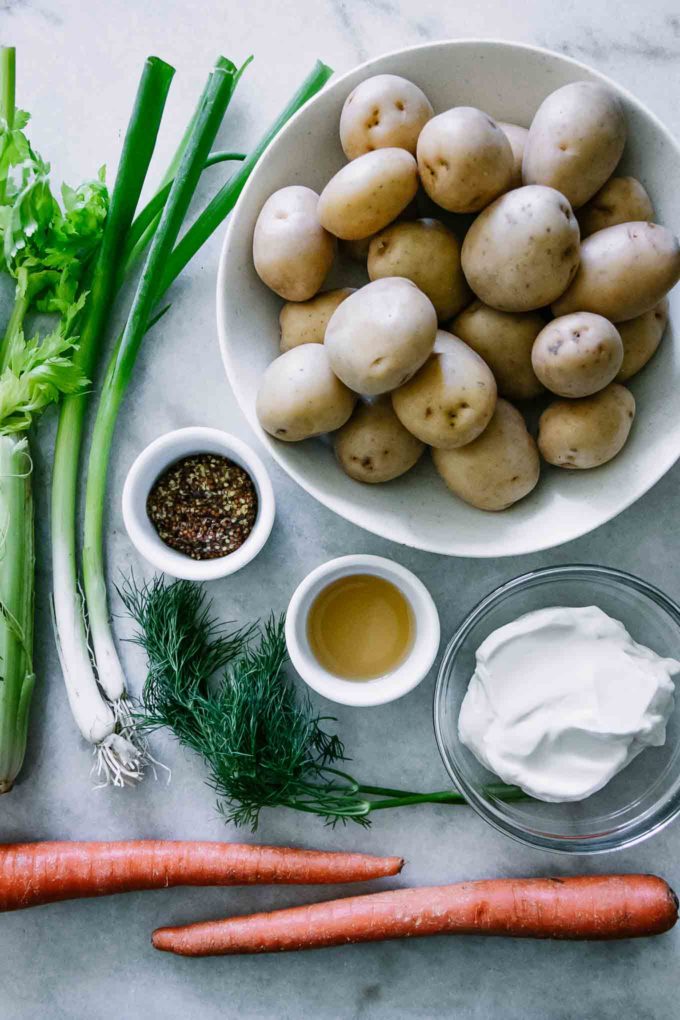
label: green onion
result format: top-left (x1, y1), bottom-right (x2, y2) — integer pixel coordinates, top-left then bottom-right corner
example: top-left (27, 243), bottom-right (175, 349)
top-left (52, 58), bottom-right (332, 783)
top-left (82, 62), bottom-right (240, 716)
top-left (119, 150), bottom-right (246, 281)
top-left (51, 56), bottom-right (175, 784)
top-left (119, 54), bottom-right (249, 280)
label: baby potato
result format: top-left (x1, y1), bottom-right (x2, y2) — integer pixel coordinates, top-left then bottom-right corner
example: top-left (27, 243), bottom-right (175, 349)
top-left (253, 185), bottom-right (335, 301)
top-left (553, 221), bottom-right (680, 322)
top-left (461, 185), bottom-right (580, 312)
top-left (531, 312), bottom-right (623, 398)
top-left (334, 396), bottom-right (425, 483)
top-left (616, 298), bottom-right (669, 382)
top-left (318, 148), bottom-right (418, 241)
top-left (279, 288), bottom-right (355, 352)
top-left (391, 330), bottom-right (497, 449)
top-left (256, 344), bottom-right (356, 442)
top-left (325, 277), bottom-right (437, 395)
top-left (432, 399), bottom-right (540, 511)
top-left (340, 197), bottom-right (420, 263)
top-left (497, 122), bottom-right (528, 189)
top-left (522, 82), bottom-right (627, 208)
top-left (340, 74), bottom-right (434, 159)
top-left (367, 219), bottom-right (470, 321)
top-left (416, 107), bottom-right (514, 213)
top-left (578, 176), bottom-right (655, 238)
top-left (450, 301), bottom-right (545, 400)
top-left (538, 383), bottom-right (635, 468)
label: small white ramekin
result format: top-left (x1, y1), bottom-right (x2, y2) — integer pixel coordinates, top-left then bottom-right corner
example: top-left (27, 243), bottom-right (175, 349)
top-left (285, 554), bottom-right (440, 707)
top-left (122, 427), bottom-right (275, 581)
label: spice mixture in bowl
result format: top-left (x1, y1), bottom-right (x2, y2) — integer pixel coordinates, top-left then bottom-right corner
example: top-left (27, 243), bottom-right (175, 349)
top-left (146, 453), bottom-right (258, 560)
top-left (122, 427), bottom-right (275, 581)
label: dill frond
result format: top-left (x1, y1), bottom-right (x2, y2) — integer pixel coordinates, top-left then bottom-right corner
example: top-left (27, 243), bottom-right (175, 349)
top-left (119, 575), bottom-right (370, 830)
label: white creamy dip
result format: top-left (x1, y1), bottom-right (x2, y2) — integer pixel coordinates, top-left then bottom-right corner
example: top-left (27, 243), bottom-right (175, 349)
top-left (458, 606), bottom-right (679, 802)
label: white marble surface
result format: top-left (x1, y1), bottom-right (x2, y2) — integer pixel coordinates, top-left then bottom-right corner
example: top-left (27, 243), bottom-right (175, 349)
top-left (3, 1), bottom-right (680, 1017)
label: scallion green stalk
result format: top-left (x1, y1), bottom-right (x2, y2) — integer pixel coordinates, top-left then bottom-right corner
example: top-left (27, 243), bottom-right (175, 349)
top-left (80, 61), bottom-right (333, 735)
top-left (82, 64), bottom-right (240, 707)
top-left (119, 150), bottom-right (246, 281)
top-left (51, 56), bottom-right (175, 784)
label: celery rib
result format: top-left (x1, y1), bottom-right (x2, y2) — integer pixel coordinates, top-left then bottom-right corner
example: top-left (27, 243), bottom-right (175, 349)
top-left (0, 434), bottom-right (33, 792)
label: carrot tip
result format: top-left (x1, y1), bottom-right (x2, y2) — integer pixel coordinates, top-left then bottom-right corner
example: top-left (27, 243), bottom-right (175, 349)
top-left (152, 928), bottom-right (171, 952)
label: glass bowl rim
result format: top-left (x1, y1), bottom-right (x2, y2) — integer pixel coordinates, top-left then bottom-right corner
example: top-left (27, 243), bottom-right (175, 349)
top-left (433, 562), bottom-right (680, 855)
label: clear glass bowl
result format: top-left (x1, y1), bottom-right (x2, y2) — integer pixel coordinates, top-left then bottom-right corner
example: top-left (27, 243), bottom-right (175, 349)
top-left (434, 564), bottom-right (680, 855)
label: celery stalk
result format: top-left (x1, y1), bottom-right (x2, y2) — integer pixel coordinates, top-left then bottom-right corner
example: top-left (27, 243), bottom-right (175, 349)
top-left (0, 434), bottom-right (34, 792)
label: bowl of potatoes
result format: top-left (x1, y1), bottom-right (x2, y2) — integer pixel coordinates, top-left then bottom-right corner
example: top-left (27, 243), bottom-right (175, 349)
top-left (217, 39), bottom-right (680, 556)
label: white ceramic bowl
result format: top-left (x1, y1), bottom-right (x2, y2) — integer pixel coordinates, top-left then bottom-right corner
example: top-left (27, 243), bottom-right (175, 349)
top-left (217, 40), bottom-right (680, 557)
top-left (285, 554), bottom-right (440, 707)
top-left (122, 426), bottom-right (275, 580)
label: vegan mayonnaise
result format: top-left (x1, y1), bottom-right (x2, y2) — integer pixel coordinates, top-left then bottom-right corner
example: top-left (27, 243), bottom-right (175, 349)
top-left (458, 606), bottom-right (679, 802)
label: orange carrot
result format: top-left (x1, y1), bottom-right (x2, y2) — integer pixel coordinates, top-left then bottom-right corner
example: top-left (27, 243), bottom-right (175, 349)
top-left (152, 874), bottom-right (678, 955)
top-left (0, 841), bottom-right (403, 911)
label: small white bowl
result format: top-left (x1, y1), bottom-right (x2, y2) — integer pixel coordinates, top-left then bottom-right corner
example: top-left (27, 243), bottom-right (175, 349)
top-left (285, 554), bottom-right (440, 707)
top-left (122, 426), bottom-right (275, 581)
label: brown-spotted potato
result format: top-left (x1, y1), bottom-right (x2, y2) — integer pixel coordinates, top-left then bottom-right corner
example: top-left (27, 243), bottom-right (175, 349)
top-left (334, 397), bottom-right (425, 483)
top-left (553, 221), bottom-right (680, 322)
top-left (340, 74), bottom-right (433, 159)
top-left (432, 399), bottom-right (540, 510)
top-left (279, 288), bottom-right (355, 352)
top-left (325, 278), bottom-right (437, 395)
top-left (450, 300), bottom-right (545, 400)
top-left (578, 176), bottom-right (655, 238)
top-left (253, 185), bottom-right (335, 301)
top-left (461, 185), bottom-right (580, 312)
top-left (391, 330), bottom-right (497, 449)
top-left (531, 313), bottom-right (623, 398)
top-left (538, 383), bottom-right (635, 469)
top-left (367, 219), bottom-right (470, 321)
top-left (417, 107), bottom-right (514, 213)
top-left (318, 148), bottom-right (418, 240)
top-left (256, 344), bottom-right (356, 442)
top-left (522, 82), bottom-right (627, 208)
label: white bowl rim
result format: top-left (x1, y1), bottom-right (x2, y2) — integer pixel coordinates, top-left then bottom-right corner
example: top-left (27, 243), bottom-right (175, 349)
top-left (121, 426), bottom-right (276, 581)
top-left (217, 38), bottom-right (680, 557)
top-left (285, 553), bottom-right (440, 707)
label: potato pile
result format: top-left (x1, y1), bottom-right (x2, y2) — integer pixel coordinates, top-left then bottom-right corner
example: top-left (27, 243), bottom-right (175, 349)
top-left (251, 73), bottom-right (680, 512)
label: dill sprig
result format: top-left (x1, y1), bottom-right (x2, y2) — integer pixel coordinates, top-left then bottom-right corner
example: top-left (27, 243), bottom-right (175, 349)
top-left (119, 575), bottom-right (370, 828)
top-left (120, 575), bottom-right (526, 830)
